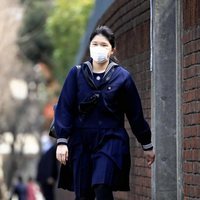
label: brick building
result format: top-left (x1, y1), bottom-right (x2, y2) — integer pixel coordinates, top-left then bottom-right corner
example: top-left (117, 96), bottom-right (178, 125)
top-left (77, 0), bottom-right (200, 199)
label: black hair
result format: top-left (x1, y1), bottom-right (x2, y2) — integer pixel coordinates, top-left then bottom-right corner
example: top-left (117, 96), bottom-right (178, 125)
top-left (18, 176), bottom-right (23, 183)
top-left (89, 26), bottom-right (116, 49)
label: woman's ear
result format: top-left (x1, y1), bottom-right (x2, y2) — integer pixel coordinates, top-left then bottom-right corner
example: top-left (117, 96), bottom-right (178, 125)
top-left (110, 47), bottom-right (116, 56)
top-left (110, 48), bottom-right (118, 63)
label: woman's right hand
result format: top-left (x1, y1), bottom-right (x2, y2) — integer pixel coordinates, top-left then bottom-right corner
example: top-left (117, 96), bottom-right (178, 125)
top-left (56, 144), bottom-right (68, 165)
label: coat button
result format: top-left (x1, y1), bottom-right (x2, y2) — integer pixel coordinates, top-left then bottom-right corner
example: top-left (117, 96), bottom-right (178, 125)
top-left (108, 86), bottom-right (111, 90)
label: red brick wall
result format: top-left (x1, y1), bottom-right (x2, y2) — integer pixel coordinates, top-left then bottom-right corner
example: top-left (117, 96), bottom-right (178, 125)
top-left (94, 0), bottom-right (151, 199)
top-left (182, 0), bottom-right (200, 199)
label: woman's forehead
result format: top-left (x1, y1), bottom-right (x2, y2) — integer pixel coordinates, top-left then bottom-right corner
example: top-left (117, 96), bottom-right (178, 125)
top-left (91, 34), bottom-right (110, 43)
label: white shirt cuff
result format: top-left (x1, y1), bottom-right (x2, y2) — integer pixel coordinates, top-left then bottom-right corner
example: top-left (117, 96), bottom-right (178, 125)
top-left (142, 143), bottom-right (153, 150)
top-left (57, 138), bottom-right (69, 144)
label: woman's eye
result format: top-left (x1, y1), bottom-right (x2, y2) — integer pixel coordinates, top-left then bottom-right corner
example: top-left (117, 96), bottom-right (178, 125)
top-left (91, 43), bottom-right (109, 48)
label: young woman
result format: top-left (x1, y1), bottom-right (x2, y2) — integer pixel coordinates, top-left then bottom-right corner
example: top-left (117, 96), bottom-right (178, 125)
top-left (55, 26), bottom-right (155, 200)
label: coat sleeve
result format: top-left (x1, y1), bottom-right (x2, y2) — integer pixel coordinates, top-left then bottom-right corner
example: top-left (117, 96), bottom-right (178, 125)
top-left (54, 67), bottom-right (78, 144)
top-left (123, 73), bottom-right (153, 150)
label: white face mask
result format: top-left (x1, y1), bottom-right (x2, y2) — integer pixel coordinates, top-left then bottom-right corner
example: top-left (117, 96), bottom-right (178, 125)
top-left (90, 46), bottom-right (109, 63)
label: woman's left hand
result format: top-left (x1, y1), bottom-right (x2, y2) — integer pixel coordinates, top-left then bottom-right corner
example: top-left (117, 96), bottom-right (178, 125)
top-left (144, 150), bottom-right (155, 167)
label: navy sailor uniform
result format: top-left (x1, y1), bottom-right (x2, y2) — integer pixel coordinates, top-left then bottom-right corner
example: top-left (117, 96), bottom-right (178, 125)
top-left (54, 59), bottom-right (153, 195)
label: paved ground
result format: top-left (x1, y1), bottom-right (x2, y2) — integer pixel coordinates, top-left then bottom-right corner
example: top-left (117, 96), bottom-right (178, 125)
top-left (56, 189), bottom-right (75, 200)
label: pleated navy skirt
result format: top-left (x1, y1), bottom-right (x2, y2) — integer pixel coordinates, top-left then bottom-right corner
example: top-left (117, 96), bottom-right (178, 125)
top-left (58, 128), bottom-right (131, 196)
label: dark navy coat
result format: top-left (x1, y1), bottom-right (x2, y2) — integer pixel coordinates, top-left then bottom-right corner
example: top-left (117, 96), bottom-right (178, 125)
top-left (54, 60), bottom-right (152, 192)
top-left (36, 145), bottom-right (58, 200)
